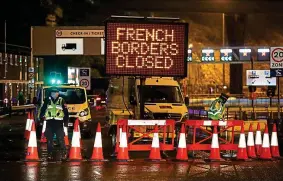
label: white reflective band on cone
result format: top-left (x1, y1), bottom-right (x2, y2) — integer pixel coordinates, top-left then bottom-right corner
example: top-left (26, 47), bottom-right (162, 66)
top-left (262, 133), bottom-right (270, 148)
top-left (271, 132), bottom-right (278, 146)
top-left (119, 128), bottom-right (122, 142)
top-left (64, 127), bottom-right (68, 136)
top-left (28, 119), bottom-right (33, 131)
top-left (255, 131), bottom-right (262, 144)
top-left (25, 119), bottom-right (30, 130)
top-left (94, 132), bottom-right (102, 147)
top-left (152, 133), bottom-right (160, 148)
top-left (247, 132), bottom-right (255, 146)
top-left (28, 131), bottom-right (38, 147)
top-left (178, 133), bottom-right (187, 148)
top-left (42, 121), bottom-right (46, 133)
top-left (71, 132), bottom-right (81, 147)
top-left (211, 133), bottom-right (219, 148)
top-left (203, 121), bottom-right (212, 126)
top-left (120, 132), bottom-right (128, 148)
top-left (238, 134), bottom-right (247, 148)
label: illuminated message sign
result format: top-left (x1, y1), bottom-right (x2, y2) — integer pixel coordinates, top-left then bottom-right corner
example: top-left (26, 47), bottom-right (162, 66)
top-left (220, 49), bottom-right (233, 61)
top-left (239, 48), bottom-right (251, 61)
top-left (105, 22), bottom-right (188, 77)
top-left (187, 49), bottom-right (192, 62)
top-left (257, 48), bottom-right (270, 61)
top-left (201, 49), bottom-right (215, 62)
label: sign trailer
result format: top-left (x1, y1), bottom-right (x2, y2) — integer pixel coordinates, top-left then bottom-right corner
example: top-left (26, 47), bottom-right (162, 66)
top-left (104, 16), bottom-right (188, 119)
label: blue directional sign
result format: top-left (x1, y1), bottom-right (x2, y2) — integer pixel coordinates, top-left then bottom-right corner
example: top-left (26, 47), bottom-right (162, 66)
top-left (201, 49), bottom-right (214, 62)
top-left (270, 69), bottom-right (283, 77)
top-left (220, 48), bottom-right (233, 61)
top-left (257, 48), bottom-right (270, 61)
top-left (239, 48), bottom-right (251, 61)
top-left (187, 49), bottom-right (192, 62)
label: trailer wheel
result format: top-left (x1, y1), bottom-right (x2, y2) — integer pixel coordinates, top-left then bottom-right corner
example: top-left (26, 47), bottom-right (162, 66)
top-left (110, 129), bottom-right (117, 151)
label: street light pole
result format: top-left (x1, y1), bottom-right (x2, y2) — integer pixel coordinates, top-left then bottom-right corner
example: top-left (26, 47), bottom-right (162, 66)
top-left (4, 20), bottom-right (7, 79)
top-left (222, 13), bottom-right (225, 88)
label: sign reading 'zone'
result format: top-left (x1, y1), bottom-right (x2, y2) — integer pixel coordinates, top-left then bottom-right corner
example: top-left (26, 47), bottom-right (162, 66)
top-left (105, 22), bottom-right (188, 77)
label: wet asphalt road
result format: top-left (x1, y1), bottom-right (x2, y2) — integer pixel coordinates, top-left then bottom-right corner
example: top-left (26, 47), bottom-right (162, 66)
top-left (1, 110), bottom-right (283, 181)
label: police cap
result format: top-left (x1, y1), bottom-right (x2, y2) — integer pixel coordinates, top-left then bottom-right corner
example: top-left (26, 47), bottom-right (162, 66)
top-left (49, 87), bottom-right (59, 92)
top-left (220, 93), bottom-right (229, 101)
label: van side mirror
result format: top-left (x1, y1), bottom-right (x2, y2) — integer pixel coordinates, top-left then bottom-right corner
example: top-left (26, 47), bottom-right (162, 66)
top-left (185, 97), bottom-right (189, 106)
top-left (130, 95), bottom-right (137, 105)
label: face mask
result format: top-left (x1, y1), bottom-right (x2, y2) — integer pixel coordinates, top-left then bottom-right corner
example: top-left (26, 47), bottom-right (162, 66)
top-left (51, 92), bottom-right (57, 99)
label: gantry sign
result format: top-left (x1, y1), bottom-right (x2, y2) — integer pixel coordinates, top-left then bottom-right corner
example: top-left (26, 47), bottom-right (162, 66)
top-left (186, 47), bottom-right (271, 63)
top-left (32, 26), bottom-right (105, 56)
top-left (105, 20), bottom-right (189, 77)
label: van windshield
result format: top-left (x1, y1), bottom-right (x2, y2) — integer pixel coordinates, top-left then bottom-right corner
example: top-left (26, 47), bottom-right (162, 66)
top-left (138, 85), bottom-right (184, 103)
top-left (44, 88), bottom-right (86, 104)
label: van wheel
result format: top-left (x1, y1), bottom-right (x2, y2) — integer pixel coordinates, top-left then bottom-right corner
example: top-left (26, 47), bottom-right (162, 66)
top-left (72, 48), bottom-right (76, 51)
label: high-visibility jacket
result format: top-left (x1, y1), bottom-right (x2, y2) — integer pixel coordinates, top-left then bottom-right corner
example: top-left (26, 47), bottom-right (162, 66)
top-left (208, 98), bottom-right (225, 120)
top-left (44, 97), bottom-right (64, 120)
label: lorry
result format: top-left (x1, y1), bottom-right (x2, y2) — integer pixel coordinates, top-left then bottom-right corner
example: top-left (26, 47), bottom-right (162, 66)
top-left (105, 77), bottom-right (189, 150)
top-left (36, 84), bottom-right (93, 138)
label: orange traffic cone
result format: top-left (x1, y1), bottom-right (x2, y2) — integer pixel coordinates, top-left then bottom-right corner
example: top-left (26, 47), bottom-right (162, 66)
top-left (64, 126), bottom-right (69, 147)
top-left (25, 120), bottom-right (39, 161)
top-left (148, 124), bottom-right (162, 161)
top-left (208, 126), bottom-right (221, 161)
top-left (237, 123), bottom-right (249, 160)
top-left (271, 123), bottom-right (280, 158)
top-left (176, 124), bottom-right (188, 161)
top-left (117, 124), bottom-right (130, 161)
top-left (255, 123), bottom-right (262, 156)
top-left (69, 119), bottom-right (82, 161)
top-left (40, 120), bottom-right (47, 143)
top-left (24, 112), bottom-right (31, 140)
top-left (247, 123), bottom-right (257, 158)
top-left (260, 124), bottom-right (272, 160)
top-left (90, 123), bottom-right (107, 161)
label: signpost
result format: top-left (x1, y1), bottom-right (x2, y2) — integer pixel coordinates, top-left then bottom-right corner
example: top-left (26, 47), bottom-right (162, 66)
top-left (246, 70), bottom-right (276, 86)
top-left (32, 26), bottom-right (104, 56)
top-left (270, 47), bottom-right (283, 119)
top-left (78, 68), bottom-right (91, 90)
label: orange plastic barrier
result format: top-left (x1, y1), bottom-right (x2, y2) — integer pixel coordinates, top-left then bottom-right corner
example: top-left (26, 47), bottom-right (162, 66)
top-left (116, 119), bottom-right (175, 151)
top-left (185, 120), bottom-right (244, 151)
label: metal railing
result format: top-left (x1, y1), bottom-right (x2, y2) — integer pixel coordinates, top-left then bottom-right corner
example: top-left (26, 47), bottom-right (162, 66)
top-left (189, 98), bottom-right (283, 107)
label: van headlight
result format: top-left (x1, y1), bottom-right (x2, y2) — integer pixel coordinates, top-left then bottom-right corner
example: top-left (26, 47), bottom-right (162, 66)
top-left (182, 112), bottom-right (189, 121)
top-left (79, 108), bottom-right (89, 117)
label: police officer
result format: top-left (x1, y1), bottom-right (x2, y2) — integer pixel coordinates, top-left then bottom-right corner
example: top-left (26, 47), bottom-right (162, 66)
top-left (208, 93), bottom-right (229, 132)
top-left (40, 87), bottom-right (69, 161)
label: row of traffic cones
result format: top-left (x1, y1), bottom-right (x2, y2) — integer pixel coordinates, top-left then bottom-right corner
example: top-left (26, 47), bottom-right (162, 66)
top-left (25, 117), bottom-right (107, 162)
top-left (115, 123), bottom-right (189, 161)
top-left (208, 122), bottom-right (281, 161)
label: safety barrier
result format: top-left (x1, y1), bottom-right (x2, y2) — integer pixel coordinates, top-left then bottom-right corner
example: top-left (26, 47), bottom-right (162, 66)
top-left (185, 120), bottom-right (244, 151)
top-left (116, 119), bottom-right (175, 151)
